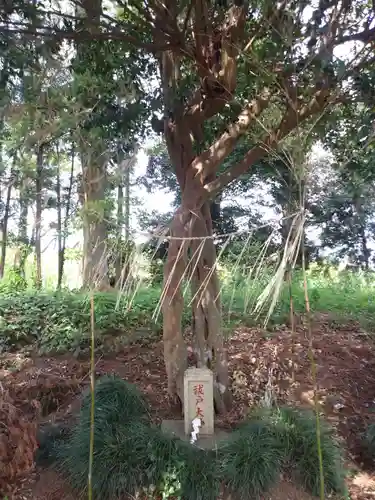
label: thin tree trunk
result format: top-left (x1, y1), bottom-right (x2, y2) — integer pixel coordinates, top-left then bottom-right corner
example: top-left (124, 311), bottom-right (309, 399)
top-left (0, 171), bottom-right (13, 278)
top-left (122, 163), bottom-right (131, 284)
top-left (124, 164), bottom-right (130, 244)
top-left (354, 198), bottom-right (370, 270)
top-left (56, 146), bottom-right (63, 288)
top-left (14, 178), bottom-right (29, 277)
top-left (57, 144), bottom-right (75, 288)
top-left (34, 146), bottom-right (43, 288)
top-left (360, 228), bottom-right (370, 270)
top-left (115, 182), bottom-right (123, 285)
top-left (115, 153), bottom-right (133, 288)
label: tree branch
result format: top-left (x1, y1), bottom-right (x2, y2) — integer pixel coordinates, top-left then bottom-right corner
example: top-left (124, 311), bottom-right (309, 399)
top-left (193, 0), bottom-right (211, 76)
top-left (204, 88), bottom-right (332, 197)
top-left (0, 23), bottom-right (180, 52)
top-left (183, 4), bottom-right (246, 131)
top-left (190, 87), bottom-right (273, 182)
top-left (336, 26), bottom-right (375, 45)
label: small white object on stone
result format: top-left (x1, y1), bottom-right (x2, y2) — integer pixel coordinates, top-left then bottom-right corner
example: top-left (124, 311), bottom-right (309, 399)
top-left (190, 417), bottom-right (202, 444)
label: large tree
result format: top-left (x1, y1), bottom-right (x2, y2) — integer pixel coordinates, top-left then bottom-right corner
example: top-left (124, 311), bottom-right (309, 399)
top-left (137, 0), bottom-right (375, 411)
top-left (4, 0), bottom-right (375, 410)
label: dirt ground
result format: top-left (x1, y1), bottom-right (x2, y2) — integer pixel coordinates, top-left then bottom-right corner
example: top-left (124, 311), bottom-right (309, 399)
top-left (2, 313), bottom-right (375, 499)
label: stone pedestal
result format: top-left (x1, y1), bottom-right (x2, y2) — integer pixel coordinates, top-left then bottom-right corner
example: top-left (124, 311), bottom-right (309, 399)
top-left (161, 419), bottom-right (229, 450)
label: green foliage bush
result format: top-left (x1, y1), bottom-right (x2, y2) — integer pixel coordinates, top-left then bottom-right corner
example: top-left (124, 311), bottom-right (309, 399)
top-left (363, 422), bottom-right (375, 458)
top-left (250, 406), bottom-right (346, 496)
top-left (80, 375), bottom-right (150, 425)
top-left (0, 269), bottom-right (27, 294)
top-left (0, 289), bottom-right (161, 353)
top-left (218, 421), bottom-right (282, 499)
top-left (0, 265), bottom-right (374, 354)
top-left (58, 376), bottom-right (217, 500)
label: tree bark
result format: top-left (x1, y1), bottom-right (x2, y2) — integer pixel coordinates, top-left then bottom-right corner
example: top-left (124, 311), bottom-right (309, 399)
top-left (162, 200), bottom-right (231, 412)
top-left (57, 144), bottom-right (75, 288)
top-left (56, 148), bottom-right (63, 288)
top-left (189, 202), bottom-right (231, 413)
top-left (0, 171), bottom-right (13, 279)
top-left (354, 197), bottom-right (370, 270)
top-left (81, 151), bottom-right (109, 290)
top-left (162, 209), bottom-right (189, 405)
top-left (124, 163), bottom-right (130, 245)
top-left (76, 0), bottom-right (109, 290)
top-left (14, 177), bottom-right (29, 277)
top-left (115, 182), bottom-right (124, 285)
top-left (34, 146), bottom-right (43, 288)
top-left (360, 226), bottom-right (370, 270)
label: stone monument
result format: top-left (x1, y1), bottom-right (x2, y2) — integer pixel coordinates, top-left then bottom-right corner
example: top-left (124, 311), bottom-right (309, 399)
top-left (183, 367), bottom-right (214, 435)
top-left (161, 366), bottom-right (228, 449)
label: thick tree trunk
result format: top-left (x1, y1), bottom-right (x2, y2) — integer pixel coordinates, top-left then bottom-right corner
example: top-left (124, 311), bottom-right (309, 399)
top-left (162, 209), bottom-right (189, 404)
top-left (81, 153), bottom-right (109, 290)
top-left (75, 0), bottom-right (109, 290)
top-left (0, 173), bottom-right (13, 279)
top-left (189, 202), bottom-right (231, 413)
top-left (163, 201), bottom-right (230, 412)
top-left (34, 146), bottom-right (43, 288)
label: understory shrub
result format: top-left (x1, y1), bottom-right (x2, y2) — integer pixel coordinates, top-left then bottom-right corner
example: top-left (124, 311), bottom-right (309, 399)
top-left (0, 290), bottom-right (161, 353)
top-left (1, 267), bottom-right (374, 353)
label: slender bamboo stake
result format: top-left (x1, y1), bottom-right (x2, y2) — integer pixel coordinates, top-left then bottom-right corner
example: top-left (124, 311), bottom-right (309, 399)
top-left (302, 247), bottom-right (325, 500)
top-left (88, 292), bottom-right (95, 500)
top-left (287, 269), bottom-right (296, 382)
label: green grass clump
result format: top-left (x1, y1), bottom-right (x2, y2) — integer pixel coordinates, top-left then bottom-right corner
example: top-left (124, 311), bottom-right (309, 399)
top-left (363, 422), bottom-right (375, 459)
top-left (58, 410), bottom-right (216, 499)
top-left (218, 421), bottom-right (282, 499)
top-left (35, 422), bottom-right (71, 466)
top-left (172, 443), bottom-right (219, 500)
top-left (80, 375), bottom-right (150, 425)
top-left (57, 375), bottom-right (216, 500)
top-left (250, 406), bottom-right (346, 496)
top-left (57, 389), bottom-right (347, 500)
top-left (0, 289), bottom-right (161, 353)
top-left (58, 420), bottom-right (152, 498)
top-left (57, 379), bottom-right (155, 498)
top-left (60, 420), bottom-right (218, 500)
